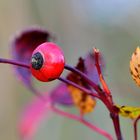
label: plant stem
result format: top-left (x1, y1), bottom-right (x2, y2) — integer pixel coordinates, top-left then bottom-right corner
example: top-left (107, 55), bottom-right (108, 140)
top-left (0, 58), bottom-right (30, 68)
top-left (110, 113), bottom-right (123, 140)
top-left (51, 106), bottom-right (114, 140)
top-left (64, 64), bottom-right (101, 94)
top-left (94, 48), bottom-right (110, 95)
top-left (58, 77), bottom-right (100, 99)
top-left (133, 115), bottom-right (140, 140)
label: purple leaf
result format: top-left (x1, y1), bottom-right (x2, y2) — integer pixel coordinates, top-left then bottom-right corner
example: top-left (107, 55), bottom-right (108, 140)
top-left (11, 26), bottom-right (52, 88)
top-left (84, 51), bottom-right (105, 84)
top-left (50, 83), bottom-right (73, 105)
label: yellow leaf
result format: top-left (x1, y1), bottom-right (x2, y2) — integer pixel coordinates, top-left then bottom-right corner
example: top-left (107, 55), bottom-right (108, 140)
top-left (66, 58), bottom-right (96, 114)
top-left (130, 47), bottom-right (140, 86)
top-left (68, 85), bottom-right (96, 114)
top-left (116, 105), bottom-right (140, 119)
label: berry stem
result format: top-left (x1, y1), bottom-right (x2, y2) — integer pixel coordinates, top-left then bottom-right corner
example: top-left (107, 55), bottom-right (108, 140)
top-left (51, 105), bottom-right (114, 140)
top-left (133, 115), bottom-right (140, 140)
top-left (0, 58), bottom-right (30, 68)
top-left (58, 77), bottom-right (100, 99)
top-left (64, 64), bottom-right (101, 94)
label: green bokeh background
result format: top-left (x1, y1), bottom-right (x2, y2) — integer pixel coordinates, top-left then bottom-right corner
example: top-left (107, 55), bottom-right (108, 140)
top-left (0, 0), bottom-right (140, 140)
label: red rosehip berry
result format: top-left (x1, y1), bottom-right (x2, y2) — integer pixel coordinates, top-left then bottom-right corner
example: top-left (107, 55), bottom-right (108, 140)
top-left (30, 42), bottom-right (65, 82)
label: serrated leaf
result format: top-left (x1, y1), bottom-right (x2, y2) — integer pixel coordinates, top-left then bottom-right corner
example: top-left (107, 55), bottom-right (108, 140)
top-left (130, 47), bottom-right (140, 86)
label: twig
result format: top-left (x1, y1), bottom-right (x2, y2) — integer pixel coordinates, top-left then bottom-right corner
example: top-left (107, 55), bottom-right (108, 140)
top-left (51, 106), bottom-right (114, 140)
top-left (58, 77), bottom-right (100, 99)
top-left (94, 48), bottom-right (111, 95)
top-left (133, 115), bottom-right (140, 140)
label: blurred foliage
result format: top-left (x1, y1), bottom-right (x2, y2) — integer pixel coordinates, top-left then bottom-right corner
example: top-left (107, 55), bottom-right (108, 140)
top-left (0, 0), bottom-right (140, 139)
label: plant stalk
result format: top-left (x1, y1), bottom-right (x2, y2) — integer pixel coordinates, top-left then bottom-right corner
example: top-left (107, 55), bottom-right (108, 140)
top-left (111, 113), bottom-right (123, 140)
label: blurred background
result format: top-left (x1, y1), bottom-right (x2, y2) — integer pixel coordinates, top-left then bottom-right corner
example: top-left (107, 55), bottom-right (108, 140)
top-left (0, 0), bottom-right (140, 139)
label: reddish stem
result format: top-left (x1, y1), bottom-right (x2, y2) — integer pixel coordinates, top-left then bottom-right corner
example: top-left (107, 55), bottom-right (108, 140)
top-left (94, 48), bottom-right (111, 95)
top-left (93, 49), bottom-right (123, 140)
top-left (51, 106), bottom-right (114, 140)
top-left (133, 115), bottom-right (140, 140)
top-left (111, 113), bottom-right (123, 140)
